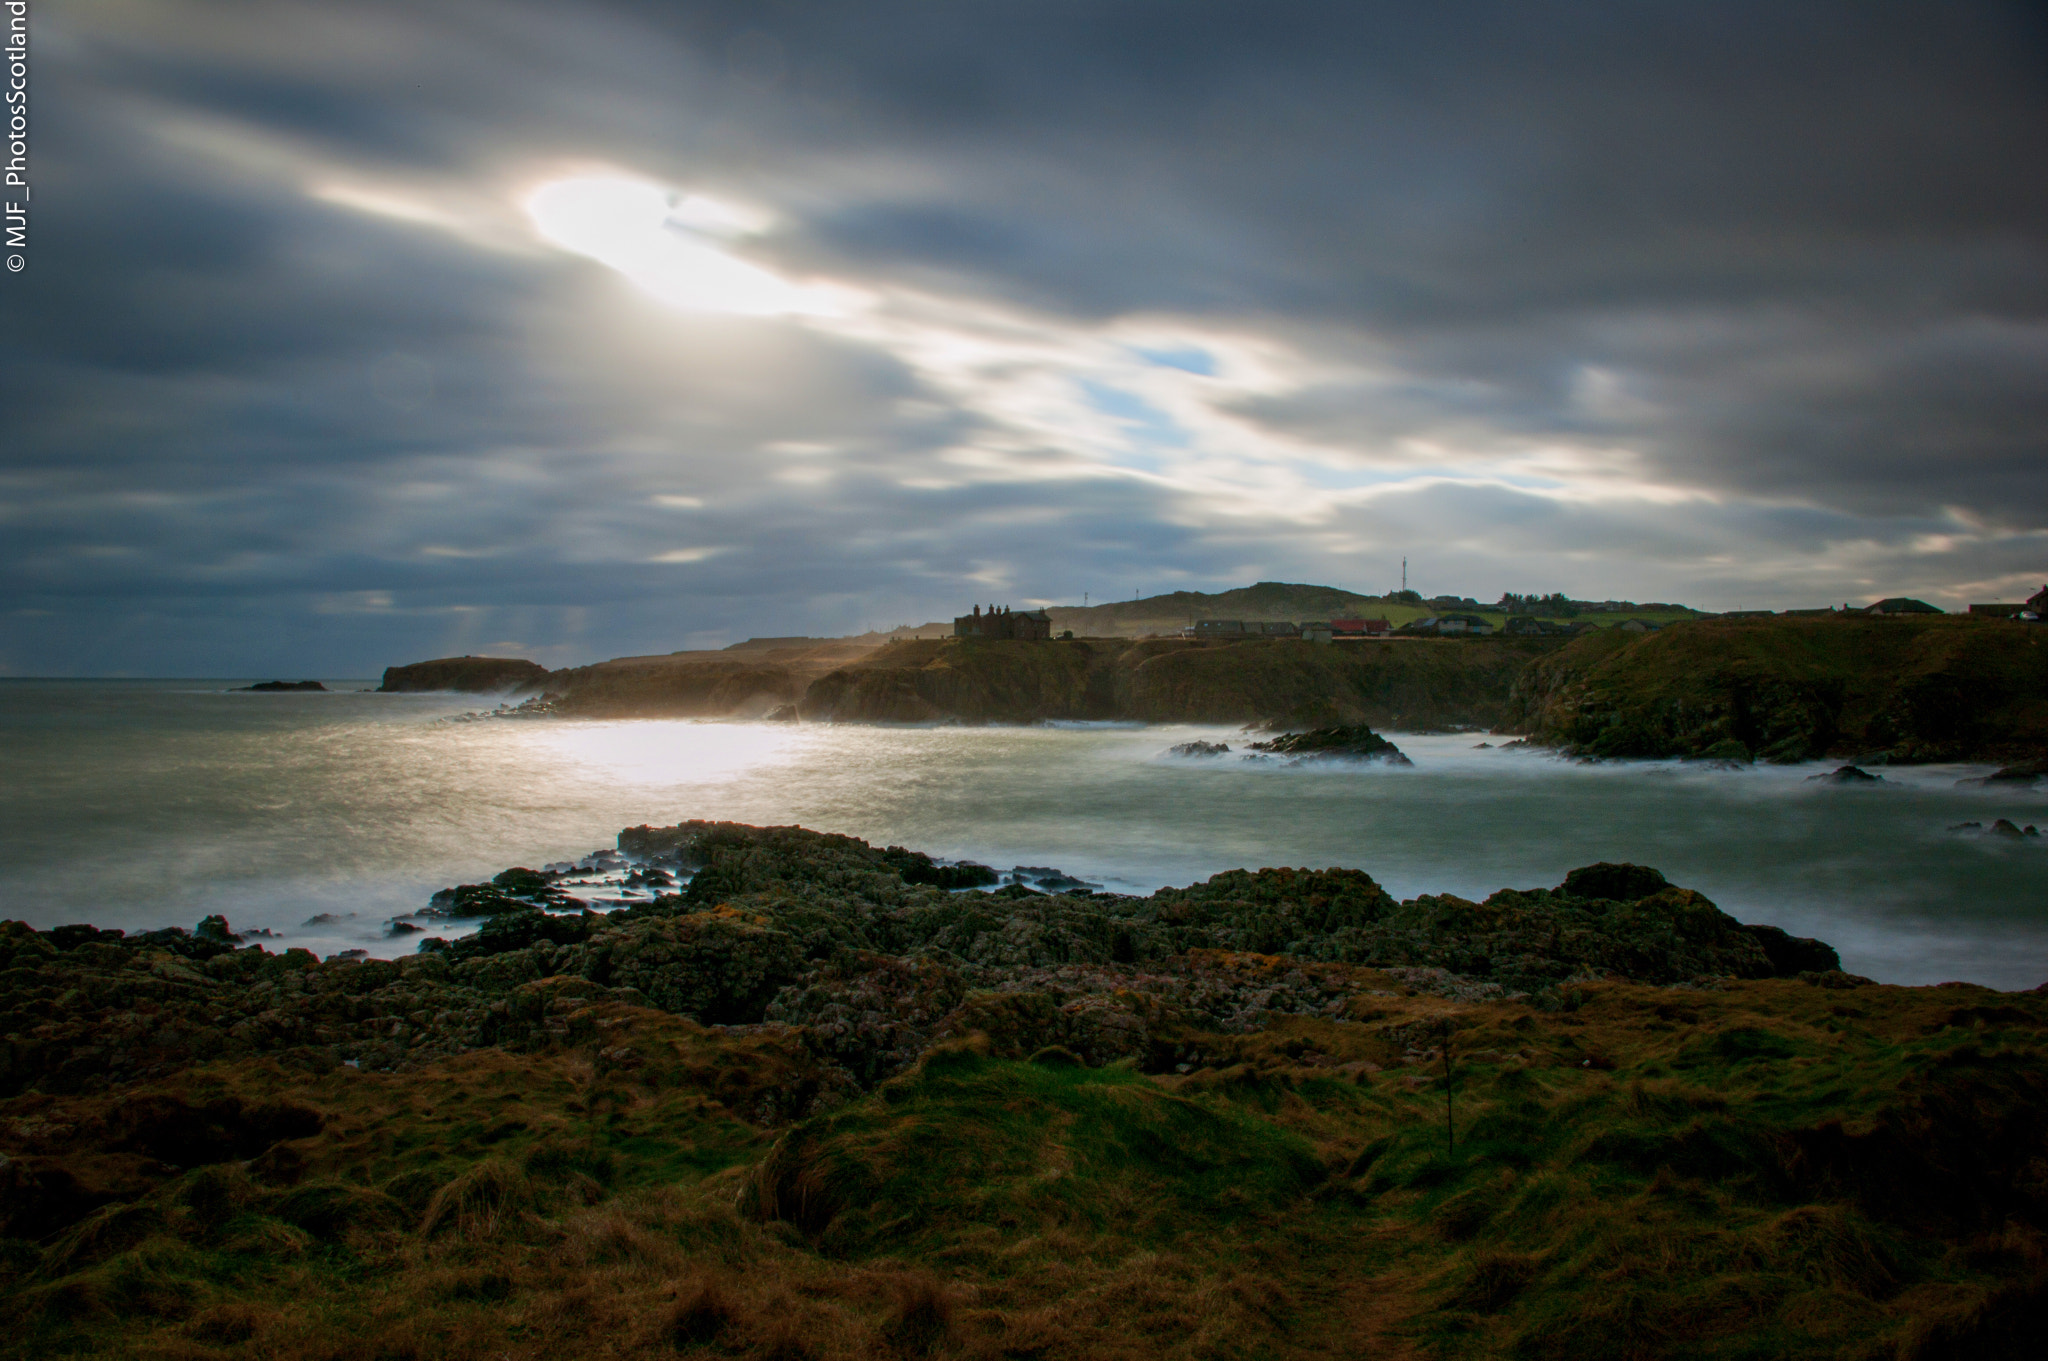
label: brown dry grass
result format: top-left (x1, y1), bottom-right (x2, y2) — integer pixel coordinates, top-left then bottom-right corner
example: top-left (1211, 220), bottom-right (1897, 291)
top-left (5, 975), bottom-right (2045, 1360)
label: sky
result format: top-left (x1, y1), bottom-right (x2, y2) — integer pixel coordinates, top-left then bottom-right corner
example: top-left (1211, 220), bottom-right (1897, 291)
top-left (2, 0), bottom-right (2045, 675)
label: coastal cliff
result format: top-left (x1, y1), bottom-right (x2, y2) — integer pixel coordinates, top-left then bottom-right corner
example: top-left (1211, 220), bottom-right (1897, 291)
top-left (797, 635), bottom-right (1561, 728)
top-left (3, 821), bottom-right (2042, 1359)
top-left (375, 615), bottom-right (2048, 763)
top-left (377, 656), bottom-right (552, 694)
top-left (1500, 615), bottom-right (2048, 763)
top-left (539, 640), bottom-right (883, 718)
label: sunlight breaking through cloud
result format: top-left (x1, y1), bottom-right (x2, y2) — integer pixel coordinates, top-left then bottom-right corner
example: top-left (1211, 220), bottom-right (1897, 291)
top-left (524, 174), bottom-right (855, 317)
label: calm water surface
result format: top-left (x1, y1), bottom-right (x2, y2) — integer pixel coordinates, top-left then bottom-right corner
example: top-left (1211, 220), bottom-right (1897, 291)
top-left (2, 680), bottom-right (2044, 987)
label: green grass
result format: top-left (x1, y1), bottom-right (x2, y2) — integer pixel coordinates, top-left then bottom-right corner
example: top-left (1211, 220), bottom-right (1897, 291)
top-left (750, 1044), bottom-right (1324, 1255)
top-left (4, 979), bottom-right (2043, 1358)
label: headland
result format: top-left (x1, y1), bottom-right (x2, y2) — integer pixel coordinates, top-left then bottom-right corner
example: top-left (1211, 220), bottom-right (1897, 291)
top-left (382, 597), bottom-right (2048, 764)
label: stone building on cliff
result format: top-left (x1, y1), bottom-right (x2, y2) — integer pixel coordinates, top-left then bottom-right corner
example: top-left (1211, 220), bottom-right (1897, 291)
top-left (954, 604), bottom-right (1053, 640)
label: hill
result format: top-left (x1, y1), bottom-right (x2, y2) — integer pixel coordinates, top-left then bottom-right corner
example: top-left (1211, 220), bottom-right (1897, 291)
top-left (1047, 580), bottom-right (1414, 637)
top-left (1043, 581), bottom-right (1701, 638)
top-left (1501, 614), bottom-right (2048, 763)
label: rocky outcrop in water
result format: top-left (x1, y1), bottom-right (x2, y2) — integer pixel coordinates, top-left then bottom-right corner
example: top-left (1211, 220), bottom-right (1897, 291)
top-left (1245, 724), bottom-right (1412, 765)
top-left (1808, 765), bottom-right (1884, 784)
top-left (377, 656), bottom-right (552, 693)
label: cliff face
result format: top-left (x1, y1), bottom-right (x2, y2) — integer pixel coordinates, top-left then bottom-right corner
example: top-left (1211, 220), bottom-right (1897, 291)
top-left (377, 656), bottom-right (552, 693)
top-left (1114, 635), bottom-right (1558, 727)
top-left (542, 641), bottom-right (881, 718)
top-left (797, 635), bottom-right (1562, 727)
top-left (1500, 615), bottom-right (2048, 762)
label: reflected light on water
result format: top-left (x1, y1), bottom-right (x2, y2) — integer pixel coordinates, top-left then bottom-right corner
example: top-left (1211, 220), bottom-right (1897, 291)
top-left (522, 720), bottom-right (807, 789)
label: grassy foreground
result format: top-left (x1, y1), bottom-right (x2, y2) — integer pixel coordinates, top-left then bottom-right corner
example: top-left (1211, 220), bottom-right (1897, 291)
top-left (2, 824), bottom-right (2043, 1359)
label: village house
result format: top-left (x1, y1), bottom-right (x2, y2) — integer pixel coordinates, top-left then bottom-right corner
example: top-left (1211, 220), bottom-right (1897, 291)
top-left (1330, 618), bottom-right (1392, 638)
top-left (953, 604), bottom-right (1053, 641)
top-left (1503, 616), bottom-right (1570, 636)
top-left (1394, 614), bottom-right (1494, 637)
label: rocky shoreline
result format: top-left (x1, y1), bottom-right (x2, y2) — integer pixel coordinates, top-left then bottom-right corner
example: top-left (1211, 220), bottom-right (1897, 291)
top-left (6, 821), bottom-right (2044, 1358)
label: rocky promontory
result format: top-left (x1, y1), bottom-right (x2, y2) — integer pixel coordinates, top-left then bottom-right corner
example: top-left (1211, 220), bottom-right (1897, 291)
top-left (377, 655), bottom-right (553, 694)
top-left (1500, 613), bottom-right (2048, 764)
top-left (4, 819), bottom-right (2043, 1358)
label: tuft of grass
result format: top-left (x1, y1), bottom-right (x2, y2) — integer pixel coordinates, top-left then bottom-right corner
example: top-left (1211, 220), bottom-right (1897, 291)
top-left (749, 1048), bottom-right (1323, 1252)
top-left (418, 1160), bottom-right (539, 1240)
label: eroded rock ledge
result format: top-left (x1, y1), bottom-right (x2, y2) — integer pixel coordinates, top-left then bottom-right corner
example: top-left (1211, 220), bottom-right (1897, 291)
top-left (2, 821), bottom-right (1839, 1101)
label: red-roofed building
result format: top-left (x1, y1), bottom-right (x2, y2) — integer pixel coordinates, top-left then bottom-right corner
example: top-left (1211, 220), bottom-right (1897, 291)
top-left (1330, 618), bottom-right (1391, 637)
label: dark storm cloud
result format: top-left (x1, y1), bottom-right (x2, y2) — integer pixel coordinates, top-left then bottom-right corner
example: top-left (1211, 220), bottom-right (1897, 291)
top-left (2, 0), bottom-right (2044, 674)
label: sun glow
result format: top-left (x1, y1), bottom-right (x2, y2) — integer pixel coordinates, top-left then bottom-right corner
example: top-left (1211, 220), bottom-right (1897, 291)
top-left (523, 174), bottom-right (848, 317)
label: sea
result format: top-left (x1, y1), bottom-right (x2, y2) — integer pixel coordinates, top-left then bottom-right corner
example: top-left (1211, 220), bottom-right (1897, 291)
top-left (2, 679), bottom-right (2044, 989)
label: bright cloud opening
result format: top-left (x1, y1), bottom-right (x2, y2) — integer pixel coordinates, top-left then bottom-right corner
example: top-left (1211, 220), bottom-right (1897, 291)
top-left (523, 174), bottom-right (849, 317)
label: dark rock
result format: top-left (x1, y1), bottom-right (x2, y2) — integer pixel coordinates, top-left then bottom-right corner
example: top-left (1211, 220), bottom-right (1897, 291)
top-left (1020, 873), bottom-right (1099, 894)
top-left (1743, 923), bottom-right (1842, 976)
top-left (1989, 818), bottom-right (2028, 839)
top-left (1956, 760), bottom-right (2048, 788)
top-left (1168, 740), bottom-right (1232, 757)
top-left (765, 704), bottom-right (799, 722)
top-left (46, 924), bottom-right (125, 950)
top-left (1809, 765), bottom-right (1884, 784)
top-left (427, 867), bottom-right (584, 918)
top-left (235, 681), bottom-right (327, 692)
top-left (1246, 725), bottom-right (1412, 765)
top-left (387, 921), bottom-right (423, 937)
top-left (876, 845), bottom-right (999, 890)
top-left (195, 914), bottom-right (241, 945)
top-left (434, 909), bottom-right (598, 962)
top-left (1558, 863), bottom-right (1669, 903)
top-left (377, 656), bottom-right (551, 694)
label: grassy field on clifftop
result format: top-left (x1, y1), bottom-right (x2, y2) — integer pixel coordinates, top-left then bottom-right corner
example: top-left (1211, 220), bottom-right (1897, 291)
top-left (1501, 615), bottom-right (2048, 764)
